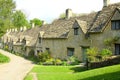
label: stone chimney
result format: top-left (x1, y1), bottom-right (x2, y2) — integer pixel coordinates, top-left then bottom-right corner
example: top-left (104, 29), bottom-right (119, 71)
top-left (66, 9), bottom-right (73, 19)
top-left (103, 0), bottom-right (110, 7)
top-left (42, 21), bottom-right (47, 25)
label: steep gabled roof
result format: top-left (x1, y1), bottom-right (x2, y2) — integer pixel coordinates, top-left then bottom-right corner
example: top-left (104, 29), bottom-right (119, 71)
top-left (42, 19), bottom-right (75, 38)
top-left (40, 12), bottom-right (97, 39)
top-left (89, 2), bottom-right (120, 33)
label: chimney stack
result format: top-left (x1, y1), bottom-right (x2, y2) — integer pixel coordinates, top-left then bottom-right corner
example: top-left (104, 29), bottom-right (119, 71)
top-left (66, 9), bottom-right (73, 19)
top-left (103, 0), bottom-right (110, 7)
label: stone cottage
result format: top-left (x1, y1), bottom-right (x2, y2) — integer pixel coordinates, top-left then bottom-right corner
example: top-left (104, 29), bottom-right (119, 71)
top-left (1, 0), bottom-right (120, 62)
top-left (1, 26), bottom-right (41, 56)
top-left (35, 0), bottom-right (120, 61)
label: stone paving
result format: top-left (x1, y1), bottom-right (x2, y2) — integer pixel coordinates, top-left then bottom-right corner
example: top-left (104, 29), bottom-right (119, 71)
top-left (0, 49), bottom-right (34, 80)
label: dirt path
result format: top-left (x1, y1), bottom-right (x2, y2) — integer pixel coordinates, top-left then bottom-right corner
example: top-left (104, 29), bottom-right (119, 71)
top-left (0, 49), bottom-right (35, 80)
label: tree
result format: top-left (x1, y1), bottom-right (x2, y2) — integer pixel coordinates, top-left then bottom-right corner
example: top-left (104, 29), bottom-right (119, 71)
top-left (30, 18), bottom-right (43, 27)
top-left (0, 0), bottom-right (16, 37)
top-left (12, 10), bottom-right (30, 29)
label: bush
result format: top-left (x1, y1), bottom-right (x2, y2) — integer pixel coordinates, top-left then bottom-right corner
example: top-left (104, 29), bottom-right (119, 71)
top-left (100, 49), bottom-right (112, 60)
top-left (4, 45), bottom-right (9, 51)
top-left (43, 58), bottom-right (54, 65)
top-left (37, 51), bottom-right (50, 62)
top-left (86, 47), bottom-right (99, 62)
top-left (67, 56), bottom-right (80, 65)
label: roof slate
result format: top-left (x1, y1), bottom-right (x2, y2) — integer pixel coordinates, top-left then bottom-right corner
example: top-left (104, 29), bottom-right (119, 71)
top-left (89, 2), bottom-right (120, 32)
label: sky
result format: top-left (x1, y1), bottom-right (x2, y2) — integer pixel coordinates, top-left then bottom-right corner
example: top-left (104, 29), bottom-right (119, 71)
top-left (14, 0), bottom-right (120, 23)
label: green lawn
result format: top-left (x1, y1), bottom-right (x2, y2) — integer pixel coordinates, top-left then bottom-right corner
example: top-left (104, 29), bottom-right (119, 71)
top-left (24, 64), bottom-right (120, 80)
top-left (0, 53), bottom-right (10, 63)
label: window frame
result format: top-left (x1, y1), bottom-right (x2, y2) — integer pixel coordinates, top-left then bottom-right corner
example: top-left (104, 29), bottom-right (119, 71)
top-left (115, 44), bottom-right (120, 55)
top-left (111, 20), bottom-right (120, 30)
top-left (39, 37), bottom-right (41, 43)
top-left (74, 28), bottom-right (79, 35)
top-left (67, 48), bottom-right (74, 57)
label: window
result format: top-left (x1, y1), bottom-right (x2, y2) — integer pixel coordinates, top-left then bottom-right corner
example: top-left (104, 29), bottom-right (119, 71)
top-left (111, 20), bottom-right (120, 30)
top-left (115, 44), bottom-right (120, 55)
top-left (67, 48), bottom-right (74, 57)
top-left (46, 48), bottom-right (50, 53)
top-left (39, 37), bottom-right (41, 43)
top-left (74, 28), bottom-right (79, 35)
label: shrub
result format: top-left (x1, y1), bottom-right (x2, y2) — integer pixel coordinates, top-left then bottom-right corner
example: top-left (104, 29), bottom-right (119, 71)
top-left (37, 51), bottom-right (50, 62)
top-left (67, 56), bottom-right (80, 65)
top-left (4, 45), bottom-right (9, 51)
top-left (54, 59), bottom-right (63, 65)
top-left (86, 47), bottom-right (99, 62)
top-left (43, 58), bottom-right (54, 65)
top-left (100, 49), bottom-right (112, 60)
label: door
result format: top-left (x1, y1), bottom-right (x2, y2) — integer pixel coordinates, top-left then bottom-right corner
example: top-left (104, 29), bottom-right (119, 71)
top-left (115, 44), bottom-right (120, 55)
top-left (82, 47), bottom-right (89, 62)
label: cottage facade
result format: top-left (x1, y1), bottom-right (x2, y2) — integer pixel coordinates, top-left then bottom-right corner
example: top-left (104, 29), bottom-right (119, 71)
top-left (1, 0), bottom-right (120, 62)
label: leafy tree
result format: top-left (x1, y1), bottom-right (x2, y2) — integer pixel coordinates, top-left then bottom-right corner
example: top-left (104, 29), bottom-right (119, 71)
top-left (0, 0), bottom-right (16, 37)
top-left (12, 10), bottom-right (30, 29)
top-left (30, 18), bottom-right (43, 27)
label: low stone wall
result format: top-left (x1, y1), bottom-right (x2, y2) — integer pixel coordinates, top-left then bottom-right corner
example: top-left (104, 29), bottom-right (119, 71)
top-left (88, 56), bottom-right (120, 69)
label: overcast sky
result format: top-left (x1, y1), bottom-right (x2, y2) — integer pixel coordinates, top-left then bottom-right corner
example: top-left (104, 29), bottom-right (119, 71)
top-left (14, 0), bottom-right (120, 23)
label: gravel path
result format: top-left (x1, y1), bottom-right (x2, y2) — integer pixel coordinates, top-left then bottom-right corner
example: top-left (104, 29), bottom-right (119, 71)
top-left (0, 49), bottom-right (35, 80)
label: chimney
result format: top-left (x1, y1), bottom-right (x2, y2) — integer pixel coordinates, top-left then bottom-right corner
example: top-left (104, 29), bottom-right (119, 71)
top-left (103, 0), bottom-right (110, 7)
top-left (42, 21), bottom-right (47, 25)
top-left (32, 23), bottom-right (35, 28)
top-left (66, 9), bottom-right (73, 19)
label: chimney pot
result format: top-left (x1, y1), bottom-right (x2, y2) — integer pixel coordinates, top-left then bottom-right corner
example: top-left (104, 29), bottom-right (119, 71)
top-left (66, 9), bottom-right (73, 19)
top-left (103, 0), bottom-right (110, 7)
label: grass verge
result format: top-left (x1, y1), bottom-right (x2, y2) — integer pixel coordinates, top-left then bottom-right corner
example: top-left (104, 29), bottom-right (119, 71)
top-left (24, 64), bottom-right (120, 80)
top-left (0, 53), bottom-right (10, 63)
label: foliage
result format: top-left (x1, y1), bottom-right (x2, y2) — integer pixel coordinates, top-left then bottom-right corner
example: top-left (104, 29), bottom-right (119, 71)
top-left (30, 18), bottom-right (43, 27)
top-left (4, 45), bottom-right (9, 51)
top-left (0, 0), bottom-right (16, 37)
top-left (67, 56), bottom-right (80, 65)
top-left (0, 53), bottom-right (10, 63)
top-left (37, 51), bottom-right (50, 62)
top-left (104, 36), bottom-right (120, 46)
top-left (100, 49), bottom-right (112, 60)
top-left (25, 64), bottom-right (120, 80)
top-left (86, 47), bottom-right (99, 62)
top-left (12, 10), bottom-right (30, 28)
top-left (86, 47), bottom-right (113, 62)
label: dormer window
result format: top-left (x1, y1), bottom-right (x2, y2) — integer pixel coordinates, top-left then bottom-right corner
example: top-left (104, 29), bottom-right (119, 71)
top-left (39, 37), bottom-right (41, 43)
top-left (111, 20), bottom-right (120, 30)
top-left (74, 28), bottom-right (79, 35)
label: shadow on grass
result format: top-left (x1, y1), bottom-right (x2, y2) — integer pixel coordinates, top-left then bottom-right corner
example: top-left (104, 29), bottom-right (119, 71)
top-left (78, 71), bottom-right (120, 80)
top-left (70, 66), bottom-right (87, 73)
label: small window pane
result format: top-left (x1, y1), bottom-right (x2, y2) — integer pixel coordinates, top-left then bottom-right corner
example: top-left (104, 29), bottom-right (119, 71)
top-left (74, 28), bottom-right (78, 35)
top-left (111, 20), bottom-right (120, 30)
top-left (67, 48), bottom-right (74, 57)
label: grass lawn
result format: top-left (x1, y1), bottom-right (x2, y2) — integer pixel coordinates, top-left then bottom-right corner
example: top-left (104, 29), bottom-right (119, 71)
top-left (24, 64), bottom-right (120, 80)
top-left (0, 53), bottom-right (10, 63)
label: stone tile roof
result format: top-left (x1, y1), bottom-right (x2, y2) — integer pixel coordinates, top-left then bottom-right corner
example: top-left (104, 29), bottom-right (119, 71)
top-left (40, 12), bottom-right (97, 38)
top-left (89, 2), bottom-right (120, 33)
top-left (3, 27), bottom-right (41, 47)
